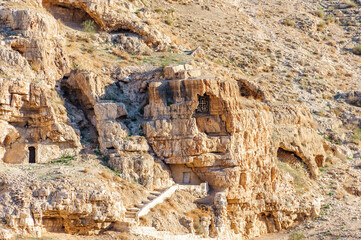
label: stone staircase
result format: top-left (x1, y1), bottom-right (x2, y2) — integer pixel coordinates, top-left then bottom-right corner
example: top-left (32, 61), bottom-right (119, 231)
top-left (114, 185), bottom-right (179, 231)
top-left (124, 189), bottom-right (163, 222)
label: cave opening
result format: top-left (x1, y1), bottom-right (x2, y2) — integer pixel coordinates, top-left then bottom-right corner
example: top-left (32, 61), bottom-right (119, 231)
top-left (28, 146), bottom-right (36, 163)
top-left (42, 217), bottom-right (66, 233)
top-left (277, 148), bottom-right (303, 167)
top-left (42, 0), bottom-right (99, 31)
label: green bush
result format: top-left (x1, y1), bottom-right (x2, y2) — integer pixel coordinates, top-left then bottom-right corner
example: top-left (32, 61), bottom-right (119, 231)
top-left (82, 20), bottom-right (97, 33)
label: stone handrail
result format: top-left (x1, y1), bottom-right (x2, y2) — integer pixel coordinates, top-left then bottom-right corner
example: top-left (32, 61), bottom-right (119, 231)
top-left (137, 184), bottom-right (179, 219)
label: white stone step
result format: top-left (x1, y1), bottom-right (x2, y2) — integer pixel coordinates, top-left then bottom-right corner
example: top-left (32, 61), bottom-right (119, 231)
top-left (150, 191), bottom-right (161, 196)
top-left (126, 207), bottom-right (140, 212)
top-left (125, 213), bottom-right (137, 218)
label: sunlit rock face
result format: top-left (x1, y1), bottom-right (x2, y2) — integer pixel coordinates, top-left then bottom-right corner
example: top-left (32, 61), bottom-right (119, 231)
top-left (141, 69), bottom-right (323, 238)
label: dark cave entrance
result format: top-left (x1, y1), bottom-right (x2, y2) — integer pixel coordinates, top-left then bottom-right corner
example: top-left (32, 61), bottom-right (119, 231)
top-left (277, 148), bottom-right (303, 167)
top-left (42, 0), bottom-right (100, 31)
top-left (28, 147), bottom-right (36, 163)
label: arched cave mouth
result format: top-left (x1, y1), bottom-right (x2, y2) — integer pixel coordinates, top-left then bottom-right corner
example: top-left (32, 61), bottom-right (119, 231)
top-left (42, 0), bottom-right (100, 31)
top-left (277, 148), bottom-right (306, 170)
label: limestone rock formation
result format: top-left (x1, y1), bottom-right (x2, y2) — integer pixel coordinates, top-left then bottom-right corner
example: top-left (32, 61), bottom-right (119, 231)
top-left (271, 104), bottom-right (328, 178)
top-left (0, 0), bottom-right (360, 239)
top-left (42, 0), bottom-right (171, 50)
top-left (0, 7), bottom-right (70, 81)
top-left (0, 170), bottom-right (129, 237)
top-left (142, 68), bottom-right (325, 238)
top-left (0, 78), bottom-right (80, 164)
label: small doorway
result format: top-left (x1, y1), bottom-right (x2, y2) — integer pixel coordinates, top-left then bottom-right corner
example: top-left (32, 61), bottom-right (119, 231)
top-left (183, 172), bottom-right (191, 184)
top-left (29, 147), bottom-right (36, 163)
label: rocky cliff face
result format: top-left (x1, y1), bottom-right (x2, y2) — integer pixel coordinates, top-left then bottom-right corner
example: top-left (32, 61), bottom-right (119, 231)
top-left (141, 65), bottom-right (325, 238)
top-left (0, 0), bottom-right (360, 239)
top-left (0, 78), bottom-right (80, 164)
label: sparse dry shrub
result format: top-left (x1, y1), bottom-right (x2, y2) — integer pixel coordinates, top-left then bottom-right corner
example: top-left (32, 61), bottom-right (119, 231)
top-left (83, 168), bottom-right (89, 173)
top-left (100, 171), bottom-right (112, 180)
top-left (112, 48), bottom-right (131, 60)
top-left (317, 21), bottom-right (326, 31)
top-left (113, 175), bottom-right (121, 183)
top-left (30, 61), bottom-right (41, 72)
top-left (154, 8), bottom-right (164, 13)
top-left (325, 15), bottom-right (336, 24)
top-left (56, 18), bottom-right (63, 31)
top-left (283, 18), bottom-right (295, 27)
top-left (165, 13), bottom-right (174, 26)
top-left (82, 19), bottom-right (97, 33)
top-left (352, 44), bottom-right (361, 55)
top-left (342, 0), bottom-right (357, 8)
top-left (185, 207), bottom-right (213, 235)
top-left (136, 55), bottom-right (144, 60)
top-left (118, 232), bottom-right (131, 240)
top-left (351, 127), bottom-right (361, 143)
top-left (314, 10), bottom-right (325, 18)
top-left (328, 41), bottom-right (336, 47)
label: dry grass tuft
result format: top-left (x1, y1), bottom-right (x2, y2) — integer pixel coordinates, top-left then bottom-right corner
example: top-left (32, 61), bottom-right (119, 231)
top-left (352, 45), bottom-right (361, 55)
top-left (342, 0), bottom-right (357, 8)
top-left (100, 171), bottom-right (113, 180)
top-left (111, 48), bottom-right (131, 60)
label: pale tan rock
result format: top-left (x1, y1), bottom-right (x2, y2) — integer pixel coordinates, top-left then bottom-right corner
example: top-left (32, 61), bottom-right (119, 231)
top-left (271, 104), bottom-right (328, 178)
top-left (142, 71), bottom-right (326, 238)
top-left (0, 229), bottom-right (14, 240)
top-left (0, 8), bottom-right (70, 81)
top-left (42, 0), bottom-right (171, 49)
top-left (0, 78), bottom-right (81, 164)
top-left (94, 102), bottom-right (128, 121)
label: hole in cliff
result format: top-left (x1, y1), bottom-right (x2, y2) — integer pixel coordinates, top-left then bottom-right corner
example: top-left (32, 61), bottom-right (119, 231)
top-left (10, 43), bottom-right (25, 56)
top-left (110, 29), bottom-right (135, 35)
top-left (42, 0), bottom-right (99, 31)
top-left (42, 217), bottom-right (66, 233)
top-left (237, 80), bottom-right (265, 101)
top-left (277, 148), bottom-right (304, 168)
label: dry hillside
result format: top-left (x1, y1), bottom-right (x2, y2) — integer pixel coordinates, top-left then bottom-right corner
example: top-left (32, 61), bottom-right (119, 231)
top-left (0, 0), bottom-right (360, 239)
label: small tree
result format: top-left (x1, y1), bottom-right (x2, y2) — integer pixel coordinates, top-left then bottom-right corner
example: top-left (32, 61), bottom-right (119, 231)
top-left (82, 19), bottom-right (97, 33)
